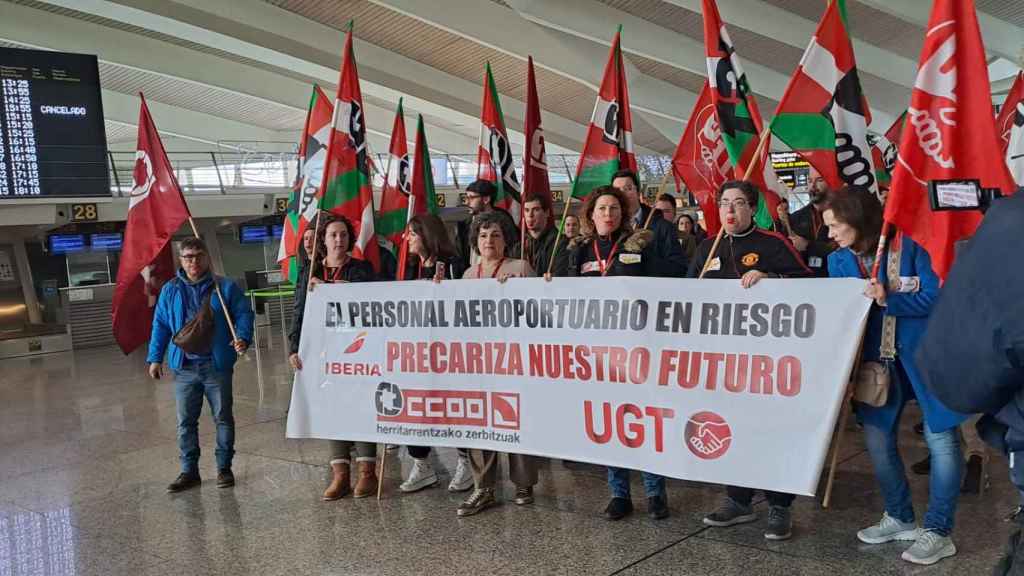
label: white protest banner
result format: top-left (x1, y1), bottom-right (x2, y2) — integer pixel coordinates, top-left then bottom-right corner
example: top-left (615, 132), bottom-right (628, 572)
top-left (287, 277), bottom-right (870, 496)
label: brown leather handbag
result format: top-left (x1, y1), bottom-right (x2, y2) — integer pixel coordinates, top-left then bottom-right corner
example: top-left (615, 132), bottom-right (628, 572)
top-left (172, 283), bottom-right (215, 354)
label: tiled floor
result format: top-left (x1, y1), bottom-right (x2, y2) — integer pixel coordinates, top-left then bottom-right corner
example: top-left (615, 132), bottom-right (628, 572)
top-left (0, 345), bottom-right (1015, 575)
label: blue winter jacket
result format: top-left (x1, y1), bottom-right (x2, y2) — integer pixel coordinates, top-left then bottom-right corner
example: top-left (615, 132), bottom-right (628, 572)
top-left (147, 269), bottom-right (254, 372)
top-left (828, 236), bottom-right (966, 433)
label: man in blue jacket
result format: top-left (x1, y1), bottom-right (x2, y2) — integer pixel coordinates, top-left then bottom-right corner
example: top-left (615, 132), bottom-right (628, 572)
top-left (147, 237), bottom-right (254, 493)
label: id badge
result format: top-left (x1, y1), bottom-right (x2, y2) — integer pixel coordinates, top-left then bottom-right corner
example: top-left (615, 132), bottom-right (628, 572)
top-left (808, 256), bottom-right (823, 269)
top-left (581, 260), bottom-right (601, 274)
top-left (706, 257), bottom-right (721, 272)
top-left (619, 253), bottom-right (641, 265)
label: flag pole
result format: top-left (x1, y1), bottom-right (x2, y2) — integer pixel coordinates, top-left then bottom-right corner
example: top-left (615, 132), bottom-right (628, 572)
top-left (520, 185), bottom-right (527, 263)
top-left (546, 178), bottom-right (577, 278)
top-left (186, 217), bottom-right (240, 343)
top-left (868, 221), bottom-right (890, 280)
top-left (641, 163), bottom-right (675, 230)
top-left (699, 127), bottom-right (771, 279)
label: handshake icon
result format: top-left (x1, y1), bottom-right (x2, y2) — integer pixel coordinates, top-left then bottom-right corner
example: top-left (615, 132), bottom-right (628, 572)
top-left (685, 412), bottom-right (732, 460)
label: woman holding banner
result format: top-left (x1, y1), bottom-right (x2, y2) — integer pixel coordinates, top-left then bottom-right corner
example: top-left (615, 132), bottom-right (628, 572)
top-left (694, 180), bottom-right (811, 542)
top-left (570, 185), bottom-right (669, 521)
top-left (288, 214), bottom-right (379, 501)
top-left (397, 213), bottom-right (474, 495)
top-left (456, 210), bottom-right (538, 517)
top-left (825, 187), bottom-right (965, 566)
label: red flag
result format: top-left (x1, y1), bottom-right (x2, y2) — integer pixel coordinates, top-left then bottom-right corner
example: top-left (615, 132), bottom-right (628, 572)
top-left (277, 85), bottom-right (333, 283)
top-left (377, 98), bottom-right (410, 254)
top-left (522, 56), bottom-right (553, 230)
top-left (996, 72), bottom-right (1024, 156)
top-left (701, 0), bottom-right (783, 227)
top-left (672, 81), bottom-right (733, 236)
top-left (476, 62), bottom-right (521, 220)
top-left (396, 115), bottom-right (439, 279)
top-left (885, 0), bottom-right (1016, 279)
top-left (319, 24), bottom-right (381, 272)
top-left (571, 28), bottom-right (637, 200)
top-left (111, 95), bottom-right (191, 354)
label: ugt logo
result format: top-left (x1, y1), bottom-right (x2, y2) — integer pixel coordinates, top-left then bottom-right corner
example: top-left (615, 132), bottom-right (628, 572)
top-left (684, 411), bottom-right (732, 460)
top-left (375, 382), bottom-right (403, 417)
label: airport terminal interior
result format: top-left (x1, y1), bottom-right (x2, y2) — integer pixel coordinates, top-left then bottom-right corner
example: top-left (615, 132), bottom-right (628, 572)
top-left (1, 0), bottom-right (1023, 574)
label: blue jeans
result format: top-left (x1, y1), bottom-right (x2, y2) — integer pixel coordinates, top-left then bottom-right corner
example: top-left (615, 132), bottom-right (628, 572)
top-left (862, 419), bottom-right (962, 536)
top-left (607, 467), bottom-right (665, 499)
top-left (174, 361), bottom-right (234, 474)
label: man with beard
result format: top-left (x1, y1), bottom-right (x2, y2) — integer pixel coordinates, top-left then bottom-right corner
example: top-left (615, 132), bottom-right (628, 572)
top-left (455, 179), bottom-right (519, 271)
top-left (521, 194), bottom-right (572, 277)
top-left (787, 166), bottom-right (835, 277)
top-left (609, 170), bottom-right (688, 277)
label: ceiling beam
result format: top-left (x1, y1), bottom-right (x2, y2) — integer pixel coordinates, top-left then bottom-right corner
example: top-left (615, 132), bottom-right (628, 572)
top-left (36, 0), bottom-right (614, 155)
top-left (856, 0), bottom-right (1024, 64)
top-left (369, 0), bottom-right (688, 146)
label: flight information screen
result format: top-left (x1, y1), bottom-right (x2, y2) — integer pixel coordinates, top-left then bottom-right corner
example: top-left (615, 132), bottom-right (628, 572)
top-left (0, 47), bottom-right (109, 198)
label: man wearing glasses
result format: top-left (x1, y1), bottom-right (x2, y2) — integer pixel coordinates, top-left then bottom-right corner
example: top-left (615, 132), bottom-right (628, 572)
top-left (147, 237), bottom-right (253, 493)
top-left (688, 180), bottom-right (811, 540)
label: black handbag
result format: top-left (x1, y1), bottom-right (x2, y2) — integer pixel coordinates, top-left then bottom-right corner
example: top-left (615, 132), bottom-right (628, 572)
top-left (172, 282), bottom-right (215, 354)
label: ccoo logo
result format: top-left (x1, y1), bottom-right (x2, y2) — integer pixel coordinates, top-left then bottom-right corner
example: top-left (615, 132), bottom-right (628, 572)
top-left (375, 382), bottom-right (403, 417)
top-left (684, 411), bottom-right (732, 460)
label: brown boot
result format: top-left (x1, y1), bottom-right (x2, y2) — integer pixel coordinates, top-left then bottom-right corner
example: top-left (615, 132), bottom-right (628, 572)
top-left (322, 461), bottom-right (351, 501)
top-left (353, 460), bottom-right (378, 498)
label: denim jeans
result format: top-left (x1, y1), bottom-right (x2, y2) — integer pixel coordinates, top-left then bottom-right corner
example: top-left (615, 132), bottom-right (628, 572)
top-left (607, 467), bottom-right (665, 499)
top-left (862, 419), bottom-right (962, 536)
top-left (174, 361), bottom-right (234, 474)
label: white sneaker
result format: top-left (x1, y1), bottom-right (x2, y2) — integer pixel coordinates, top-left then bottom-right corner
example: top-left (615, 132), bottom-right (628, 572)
top-left (448, 455), bottom-right (473, 492)
top-left (399, 459), bottom-right (438, 493)
top-left (857, 512), bottom-right (921, 544)
top-left (901, 530), bottom-right (957, 565)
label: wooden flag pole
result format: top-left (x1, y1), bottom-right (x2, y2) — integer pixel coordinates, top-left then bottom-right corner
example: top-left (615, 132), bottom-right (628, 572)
top-left (546, 195), bottom-right (573, 276)
top-left (186, 217), bottom-right (239, 344)
top-left (698, 127), bottom-right (771, 279)
top-left (641, 162), bottom-right (675, 230)
top-left (376, 444), bottom-right (387, 500)
top-left (822, 338), bottom-right (864, 508)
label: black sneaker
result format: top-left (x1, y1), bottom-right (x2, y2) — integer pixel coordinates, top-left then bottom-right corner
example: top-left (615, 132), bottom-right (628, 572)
top-left (604, 497), bottom-right (633, 521)
top-left (217, 468), bottom-right (235, 488)
top-left (456, 488), bottom-right (496, 517)
top-left (647, 494), bottom-right (669, 520)
top-left (703, 497), bottom-right (756, 527)
top-left (764, 505), bottom-right (793, 541)
top-left (167, 473), bottom-right (201, 493)
top-left (911, 455), bottom-right (930, 476)
top-left (961, 455), bottom-right (985, 494)
top-left (513, 486), bottom-right (534, 505)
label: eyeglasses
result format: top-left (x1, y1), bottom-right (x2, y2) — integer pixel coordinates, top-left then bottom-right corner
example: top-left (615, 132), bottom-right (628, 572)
top-left (180, 253), bottom-right (205, 261)
top-left (717, 199), bottom-right (751, 210)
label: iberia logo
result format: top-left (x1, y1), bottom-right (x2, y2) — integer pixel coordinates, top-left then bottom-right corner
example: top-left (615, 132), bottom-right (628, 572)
top-left (344, 331), bottom-right (368, 354)
top-left (684, 411), bottom-right (732, 460)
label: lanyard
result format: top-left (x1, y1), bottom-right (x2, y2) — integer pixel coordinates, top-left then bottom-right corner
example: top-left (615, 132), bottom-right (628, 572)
top-left (592, 238), bottom-right (621, 277)
top-left (856, 256), bottom-right (869, 279)
top-left (326, 256), bottom-right (349, 283)
top-left (477, 257), bottom-right (506, 279)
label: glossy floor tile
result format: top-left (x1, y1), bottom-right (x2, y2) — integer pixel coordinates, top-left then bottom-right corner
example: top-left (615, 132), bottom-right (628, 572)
top-left (0, 346), bottom-right (1014, 575)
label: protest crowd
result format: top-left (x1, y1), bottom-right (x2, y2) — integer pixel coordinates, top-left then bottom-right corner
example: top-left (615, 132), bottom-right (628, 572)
top-left (96, 0), bottom-right (1024, 574)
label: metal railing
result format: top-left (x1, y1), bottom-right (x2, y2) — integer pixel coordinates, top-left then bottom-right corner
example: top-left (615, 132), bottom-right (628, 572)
top-left (104, 150), bottom-right (684, 196)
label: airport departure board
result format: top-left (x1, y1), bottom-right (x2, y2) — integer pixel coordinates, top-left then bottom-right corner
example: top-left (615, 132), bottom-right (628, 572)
top-left (0, 47), bottom-right (109, 198)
